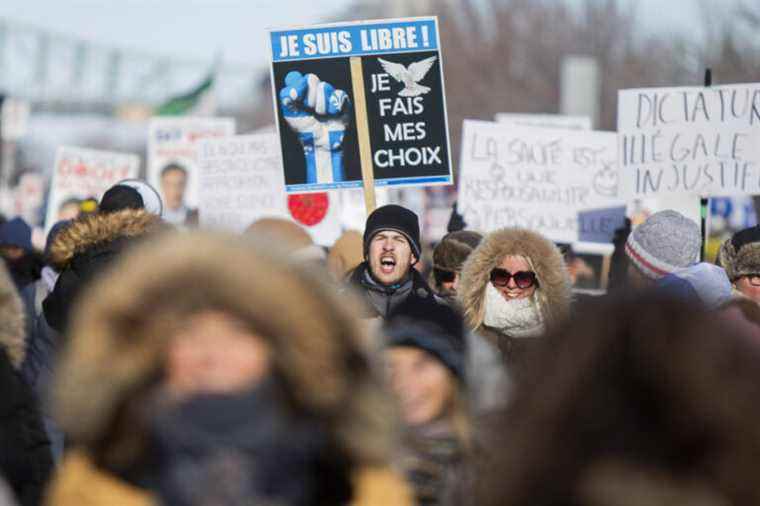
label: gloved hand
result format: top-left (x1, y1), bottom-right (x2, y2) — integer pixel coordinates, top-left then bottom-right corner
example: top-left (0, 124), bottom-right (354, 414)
top-left (279, 71), bottom-right (351, 185)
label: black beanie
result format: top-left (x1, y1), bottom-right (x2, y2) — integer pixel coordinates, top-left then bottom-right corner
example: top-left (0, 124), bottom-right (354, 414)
top-left (363, 205), bottom-right (421, 259)
top-left (100, 185), bottom-right (144, 214)
top-left (384, 302), bottom-right (466, 380)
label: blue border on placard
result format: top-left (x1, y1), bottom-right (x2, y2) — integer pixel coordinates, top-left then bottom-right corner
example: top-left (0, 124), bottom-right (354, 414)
top-left (285, 175), bottom-right (451, 193)
top-left (271, 19), bottom-right (438, 61)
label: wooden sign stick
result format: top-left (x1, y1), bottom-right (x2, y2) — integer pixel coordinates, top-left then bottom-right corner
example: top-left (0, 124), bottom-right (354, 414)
top-left (349, 56), bottom-right (377, 217)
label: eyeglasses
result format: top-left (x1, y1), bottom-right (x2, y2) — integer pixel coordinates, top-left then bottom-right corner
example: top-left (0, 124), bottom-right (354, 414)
top-left (434, 268), bottom-right (457, 284)
top-left (743, 274), bottom-right (760, 286)
top-left (489, 268), bottom-right (537, 289)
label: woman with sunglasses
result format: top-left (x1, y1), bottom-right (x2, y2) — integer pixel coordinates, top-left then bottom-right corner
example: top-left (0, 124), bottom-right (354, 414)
top-left (457, 228), bottom-right (572, 368)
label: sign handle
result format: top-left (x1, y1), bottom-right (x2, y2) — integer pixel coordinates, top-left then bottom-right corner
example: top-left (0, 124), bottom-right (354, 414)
top-left (349, 56), bottom-right (377, 217)
top-left (700, 68), bottom-right (712, 262)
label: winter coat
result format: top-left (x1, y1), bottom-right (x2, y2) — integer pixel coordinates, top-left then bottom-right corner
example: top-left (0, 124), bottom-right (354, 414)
top-left (0, 265), bottom-right (53, 506)
top-left (48, 232), bottom-right (412, 506)
top-left (347, 261), bottom-right (443, 320)
top-left (458, 228), bottom-right (572, 365)
top-left (42, 210), bottom-right (163, 334)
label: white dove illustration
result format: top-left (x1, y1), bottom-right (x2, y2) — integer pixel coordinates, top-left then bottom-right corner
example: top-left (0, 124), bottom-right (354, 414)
top-left (378, 56), bottom-right (438, 97)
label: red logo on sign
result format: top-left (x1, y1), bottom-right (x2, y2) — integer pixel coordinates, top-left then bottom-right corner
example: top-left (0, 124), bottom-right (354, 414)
top-left (288, 193), bottom-right (329, 227)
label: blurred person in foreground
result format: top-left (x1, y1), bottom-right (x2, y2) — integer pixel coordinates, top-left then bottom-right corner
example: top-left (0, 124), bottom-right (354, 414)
top-left (47, 232), bottom-right (412, 506)
top-left (327, 230), bottom-right (364, 282)
top-left (718, 225), bottom-right (760, 303)
top-left (383, 303), bottom-right (470, 506)
top-left (42, 181), bottom-right (164, 335)
top-left (347, 205), bottom-right (442, 320)
top-left (474, 293), bottom-right (760, 506)
top-left (430, 230), bottom-right (482, 302)
top-left (0, 263), bottom-right (52, 506)
top-left (457, 228), bottom-right (572, 371)
top-left (245, 217), bottom-right (326, 265)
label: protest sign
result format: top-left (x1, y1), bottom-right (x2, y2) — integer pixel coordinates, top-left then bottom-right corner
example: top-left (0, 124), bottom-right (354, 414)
top-left (269, 17), bottom-right (453, 198)
top-left (495, 113), bottom-right (591, 130)
top-left (46, 146), bottom-right (139, 228)
top-left (196, 132), bottom-right (341, 245)
top-left (197, 134), bottom-right (290, 232)
top-left (458, 120), bottom-right (622, 243)
top-left (618, 83), bottom-right (760, 198)
top-left (148, 117), bottom-right (235, 225)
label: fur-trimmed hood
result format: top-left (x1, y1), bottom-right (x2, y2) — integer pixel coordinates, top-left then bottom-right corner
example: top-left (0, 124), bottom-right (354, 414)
top-left (718, 234), bottom-right (760, 282)
top-left (0, 263), bottom-right (25, 369)
top-left (457, 228), bottom-right (572, 333)
top-left (48, 209), bottom-right (163, 270)
top-left (53, 232), bottom-right (395, 471)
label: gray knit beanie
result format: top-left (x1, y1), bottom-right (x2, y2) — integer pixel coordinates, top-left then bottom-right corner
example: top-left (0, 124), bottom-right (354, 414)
top-left (625, 210), bottom-right (701, 279)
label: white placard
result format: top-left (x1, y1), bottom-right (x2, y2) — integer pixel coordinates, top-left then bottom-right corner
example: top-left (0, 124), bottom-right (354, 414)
top-left (197, 134), bottom-right (290, 232)
top-left (458, 120), bottom-right (622, 243)
top-left (618, 83), bottom-right (760, 198)
top-left (147, 117), bottom-right (235, 222)
top-left (46, 146), bottom-right (139, 228)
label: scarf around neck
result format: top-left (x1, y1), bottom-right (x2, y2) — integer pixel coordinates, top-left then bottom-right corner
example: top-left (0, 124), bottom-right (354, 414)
top-left (482, 283), bottom-right (545, 338)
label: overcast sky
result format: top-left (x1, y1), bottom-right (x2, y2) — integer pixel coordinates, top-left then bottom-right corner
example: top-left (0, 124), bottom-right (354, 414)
top-left (0, 0), bottom-right (733, 69)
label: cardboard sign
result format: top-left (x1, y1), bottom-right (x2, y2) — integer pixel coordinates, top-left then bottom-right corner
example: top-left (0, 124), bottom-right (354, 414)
top-left (618, 83), bottom-right (760, 198)
top-left (147, 117), bottom-right (235, 224)
top-left (269, 17), bottom-right (453, 193)
top-left (46, 146), bottom-right (139, 228)
top-left (495, 113), bottom-right (591, 130)
top-left (458, 120), bottom-right (622, 243)
top-left (197, 134), bottom-right (290, 232)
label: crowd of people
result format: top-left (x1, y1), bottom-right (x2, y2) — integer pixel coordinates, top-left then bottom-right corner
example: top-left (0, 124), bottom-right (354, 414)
top-left (0, 178), bottom-right (760, 506)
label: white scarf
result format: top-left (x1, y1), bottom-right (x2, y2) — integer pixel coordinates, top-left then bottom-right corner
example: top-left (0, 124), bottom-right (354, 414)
top-left (482, 283), bottom-right (545, 338)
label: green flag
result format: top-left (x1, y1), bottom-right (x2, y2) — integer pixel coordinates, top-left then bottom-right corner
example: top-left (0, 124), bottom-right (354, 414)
top-left (155, 72), bottom-right (215, 116)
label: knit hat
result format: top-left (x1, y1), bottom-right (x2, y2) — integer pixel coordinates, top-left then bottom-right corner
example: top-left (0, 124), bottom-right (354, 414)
top-left (384, 302), bottom-right (466, 380)
top-left (117, 180), bottom-right (163, 217)
top-left (625, 210), bottom-right (701, 279)
top-left (101, 180), bottom-right (163, 216)
top-left (0, 217), bottom-right (33, 252)
top-left (363, 205), bottom-right (421, 260)
top-left (718, 226), bottom-right (760, 281)
top-left (433, 230), bottom-right (483, 272)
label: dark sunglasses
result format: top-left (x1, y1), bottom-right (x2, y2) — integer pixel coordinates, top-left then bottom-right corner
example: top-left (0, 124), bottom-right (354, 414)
top-left (489, 268), bottom-right (537, 289)
top-left (434, 268), bottom-right (457, 284)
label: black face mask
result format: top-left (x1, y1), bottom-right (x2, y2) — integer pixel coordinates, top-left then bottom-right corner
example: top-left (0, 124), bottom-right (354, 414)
top-left (148, 382), bottom-right (332, 506)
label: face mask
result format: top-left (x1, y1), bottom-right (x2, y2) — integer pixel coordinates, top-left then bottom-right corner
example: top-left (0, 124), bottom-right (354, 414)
top-left (482, 283), bottom-right (545, 338)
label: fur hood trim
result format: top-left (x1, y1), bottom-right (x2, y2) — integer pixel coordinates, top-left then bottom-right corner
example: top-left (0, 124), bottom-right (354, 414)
top-left (718, 237), bottom-right (760, 281)
top-left (53, 232), bottom-right (395, 467)
top-left (49, 210), bottom-right (163, 270)
top-left (457, 228), bottom-right (572, 332)
top-left (0, 264), bottom-right (26, 369)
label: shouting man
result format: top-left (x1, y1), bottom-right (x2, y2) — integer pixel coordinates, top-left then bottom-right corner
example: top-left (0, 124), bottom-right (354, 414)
top-left (347, 205), bottom-right (441, 319)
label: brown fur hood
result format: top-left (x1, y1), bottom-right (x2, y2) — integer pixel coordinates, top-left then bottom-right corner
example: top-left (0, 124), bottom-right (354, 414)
top-left (457, 228), bottom-right (572, 332)
top-left (53, 232), bottom-right (395, 469)
top-left (718, 236), bottom-right (760, 282)
top-left (0, 264), bottom-right (25, 369)
top-left (48, 209), bottom-right (163, 270)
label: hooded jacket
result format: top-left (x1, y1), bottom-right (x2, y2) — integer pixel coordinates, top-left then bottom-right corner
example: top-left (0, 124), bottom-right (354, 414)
top-left (42, 209), bottom-right (163, 334)
top-left (0, 264), bottom-right (53, 506)
top-left (457, 228), bottom-right (572, 363)
top-left (48, 232), bottom-right (411, 506)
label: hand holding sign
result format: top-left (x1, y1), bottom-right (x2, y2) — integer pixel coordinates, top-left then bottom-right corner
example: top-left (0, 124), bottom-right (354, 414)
top-left (279, 71), bottom-right (351, 185)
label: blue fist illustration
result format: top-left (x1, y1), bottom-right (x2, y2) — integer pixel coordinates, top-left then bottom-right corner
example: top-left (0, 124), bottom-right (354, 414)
top-left (279, 71), bottom-right (351, 185)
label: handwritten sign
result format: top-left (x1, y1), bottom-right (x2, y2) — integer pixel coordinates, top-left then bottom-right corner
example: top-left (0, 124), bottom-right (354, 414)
top-left (197, 134), bottom-right (290, 232)
top-left (495, 113), bottom-right (591, 131)
top-left (618, 83), bottom-right (760, 198)
top-left (46, 146), bottom-right (139, 228)
top-left (458, 120), bottom-right (622, 243)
